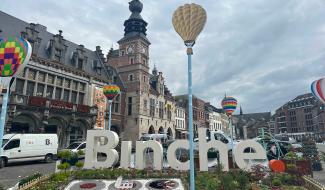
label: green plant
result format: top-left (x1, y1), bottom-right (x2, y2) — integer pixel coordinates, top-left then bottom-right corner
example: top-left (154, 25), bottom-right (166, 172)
top-left (58, 150), bottom-right (72, 160)
top-left (235, 170), bottom-right (250, 189)
top-left (75, 161), bottom-right (84, 169)
top-left (195, 172), bottom-right (221, 190)
top-left (19, 172), bottom-right (42, 187)
top-left (51, 172), bottom-right (70, 182)
top-left (57, 162), bottom-right (70, 173)
top-left (272, 178), bottom-right (282, 187)
top-left (216, 158), bottom-right (224, 177)
top-left (0, 183), bottom-right (4, 190)
top-left (220, 173), bottom-right (239, 190)
top-left (77, 149), bottom-right (85, 156)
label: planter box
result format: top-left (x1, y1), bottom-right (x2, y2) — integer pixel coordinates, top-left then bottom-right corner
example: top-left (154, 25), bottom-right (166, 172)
top-left (281, 159), bottom-right (312, 176)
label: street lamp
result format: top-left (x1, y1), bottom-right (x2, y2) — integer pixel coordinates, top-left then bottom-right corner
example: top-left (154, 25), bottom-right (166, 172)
top-left (221, 96), bottom-right (237, 167)
top-left (172, 4), bottom-right (207, 190)
top-left (0, 36), bottom-right (31, 155)
top-left (102, 84), bottom-right (120, 130)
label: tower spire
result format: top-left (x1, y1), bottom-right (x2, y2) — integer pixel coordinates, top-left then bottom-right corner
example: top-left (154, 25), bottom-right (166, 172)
top-left (240, 105), bottom-right (243, 115)
top-left (153, 63), bottom-right (158, 75)
top-left (118, 0), bottom-right (149, 42)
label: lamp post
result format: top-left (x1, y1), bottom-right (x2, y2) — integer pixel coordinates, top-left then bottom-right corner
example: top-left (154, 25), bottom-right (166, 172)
top-left (102, 84), bottom-right (120, 130)
top-left (0, 36), bottom-right (31, 157)
top-left (172, 4), bottom-right (207, 190)
top-left (221, 96), bottom-right (238, 168)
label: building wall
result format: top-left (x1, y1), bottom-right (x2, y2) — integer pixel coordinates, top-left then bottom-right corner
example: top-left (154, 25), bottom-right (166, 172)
top-left (274, 93), bottom-right (322, 140)
top-left (208, 112), bottom-right (223, 132)
top-left (175, 106), bottom-right (186, 139)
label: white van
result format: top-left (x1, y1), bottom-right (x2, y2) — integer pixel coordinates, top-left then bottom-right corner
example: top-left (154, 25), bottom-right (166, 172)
top-left (0, 134), bottom-right (58, 168)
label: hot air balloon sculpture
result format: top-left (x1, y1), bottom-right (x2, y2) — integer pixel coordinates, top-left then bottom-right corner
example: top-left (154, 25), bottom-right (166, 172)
top-left (172, 4), bottom-right (207, 190)
top-left (0, 36), bottom-right (32, 154)
top-left (311, 78), bottom-right (325, 104)
top-left (221, 96), bottom-right (238, 116)
top-left (103, 84), bottom-right (120, 130)
top-left (221, 96), bottom-right (238, 167)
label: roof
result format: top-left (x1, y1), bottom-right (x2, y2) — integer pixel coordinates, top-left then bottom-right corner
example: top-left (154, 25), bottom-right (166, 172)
top-left (235, 112), bottom-right (271, 121)
top-left (0, 11), bottom-right (109, 81)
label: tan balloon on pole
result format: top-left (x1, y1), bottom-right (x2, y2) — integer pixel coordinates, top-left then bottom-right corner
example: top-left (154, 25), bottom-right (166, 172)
top-left (172, 3), bottom-right (207, 47)
top-left (172, 3), bottom-right (207, 190)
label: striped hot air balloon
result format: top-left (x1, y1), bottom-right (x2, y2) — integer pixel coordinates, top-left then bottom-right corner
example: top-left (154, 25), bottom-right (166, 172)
top-left (103, 84), bottom-right (120, 101)
top-left (0, 36), bottom-right (31, 77)
top-left (221, 96), bottom-right (237, 116)
top-left (311, 78), bottom-right (325, 104)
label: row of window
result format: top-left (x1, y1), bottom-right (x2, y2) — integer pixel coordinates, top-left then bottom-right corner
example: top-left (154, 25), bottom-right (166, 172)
top-left (211, 122), bottom-right (222, 131)
top-left (22, 68), bottom-right (86, 92)
top-left (288, 101), bottom-right (312, 108)
top-left (16, 79), bottom-right (85, 105)
top-left (176, 109), bottom-right (185, 118)
top-left (176, 119), bottom-right (185, 129)
top-left (193, 110), bottom-right (205, 120)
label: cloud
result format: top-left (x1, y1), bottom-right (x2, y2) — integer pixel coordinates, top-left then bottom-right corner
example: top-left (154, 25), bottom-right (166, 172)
top-left (1, 0), bottom-right (325, 114)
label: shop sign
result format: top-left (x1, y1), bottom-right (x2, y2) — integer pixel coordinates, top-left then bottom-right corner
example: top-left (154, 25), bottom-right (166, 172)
top-left (50, 100), bottom-right (73, 110)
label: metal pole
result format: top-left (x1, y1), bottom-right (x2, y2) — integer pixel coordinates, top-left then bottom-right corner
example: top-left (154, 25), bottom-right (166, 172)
top-left (108, 100), bottom-right (112, 131)
top-left (187, 47), bottom-right (195, 190)
top-left (0, 86), bottom-right (9, 155)
top-left (229, 116), bottom-right (234, 168)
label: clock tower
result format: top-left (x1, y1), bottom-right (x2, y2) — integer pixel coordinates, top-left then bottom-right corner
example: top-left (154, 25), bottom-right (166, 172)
top-left (107, 0), bottom-right (152, 142)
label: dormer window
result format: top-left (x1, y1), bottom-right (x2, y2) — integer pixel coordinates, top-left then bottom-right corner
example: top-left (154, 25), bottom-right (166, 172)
top-left (77, 58), bottom-right (83, 70)
top-left (121, 50), bottom-right (125, 56)
top-left (21, 23), bottom-right (42, 55)
top-left (54, 48), bottom-right (62, 62)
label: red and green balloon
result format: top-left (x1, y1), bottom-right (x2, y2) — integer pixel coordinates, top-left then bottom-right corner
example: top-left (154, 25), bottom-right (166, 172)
top-left (103, 84), bottom-right (120, 100)
top-left (0, 36), bottom-right (31, 77)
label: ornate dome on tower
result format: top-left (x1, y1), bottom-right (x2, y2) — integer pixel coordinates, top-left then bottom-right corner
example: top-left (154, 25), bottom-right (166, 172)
top-left (129, 0), bottom-right (143, 14)
top-left (118, 0), bottom-right (150, 44)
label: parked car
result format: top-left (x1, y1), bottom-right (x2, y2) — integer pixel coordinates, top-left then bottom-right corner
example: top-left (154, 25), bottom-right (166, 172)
top-left (61, 141), bottom-right (86, 158)
top-left (139, 134), bottom-right (168, 143)
top-left (0, 134), bottom-right (58, 168)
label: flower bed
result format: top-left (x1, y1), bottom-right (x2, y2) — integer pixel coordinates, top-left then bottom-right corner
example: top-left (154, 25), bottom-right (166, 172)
top-left (26, 167), bottom-right (311, 190)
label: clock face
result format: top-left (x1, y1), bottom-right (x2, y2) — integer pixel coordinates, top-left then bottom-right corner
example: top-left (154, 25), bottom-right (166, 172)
top-left (127, 45), bottom-right (134, 54)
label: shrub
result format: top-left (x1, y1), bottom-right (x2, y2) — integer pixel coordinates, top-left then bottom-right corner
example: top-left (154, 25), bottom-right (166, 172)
top-left (235, 170), bottom-right (250, 189)
top-left (75, 161), bottom-right (84, 169)
top-left (57, 162), bottom-right (70, 172)
top-left (220, 173), bottom-right (239, 190)
top-left (77, 149), bottom-right (85, 156)
top-left (0, 183), bottom-right (4, 190)
top-left (272, 178), bottom-right (282, 187)
top-left (51, 172), bottom-right (70, 182)
top-left (58, 150), bottom-right (72, 160)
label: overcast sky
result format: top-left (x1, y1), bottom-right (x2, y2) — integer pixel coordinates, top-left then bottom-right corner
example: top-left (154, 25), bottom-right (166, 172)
top-left (1, 0), bottom-right (325, 114)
